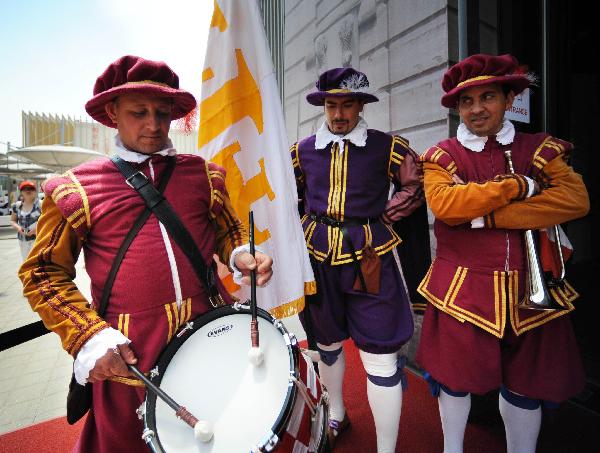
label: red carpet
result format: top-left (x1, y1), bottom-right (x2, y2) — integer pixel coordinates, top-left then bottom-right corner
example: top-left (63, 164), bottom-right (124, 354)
top-left (0, 416), bottom-right (85, 453)
top-left (331, 341), bottom-right (598, 453)
top-left (1, 341), bottom-right (596, 452)
top-left (333, 341), bottom-right (504, 453)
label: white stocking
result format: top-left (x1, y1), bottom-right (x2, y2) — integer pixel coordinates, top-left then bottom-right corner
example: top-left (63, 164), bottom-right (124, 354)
top-left (360, 350), bottom-right (402, 453)
top-left (438, 390), bottom-right (471, 453)
top-left (317, 342), bottom-right (346, 422)
top-left (366, 379), bottom-right (402, 453)
top-left (499, 392), bottom-right (541, 453)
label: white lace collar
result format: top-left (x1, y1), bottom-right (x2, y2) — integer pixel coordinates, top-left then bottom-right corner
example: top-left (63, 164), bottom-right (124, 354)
top-left (315, 117), bottom-right (368, 151)
top-left (113, 134), bottom-right (177, 163)
top-left (457, 119), bottom-right (515, 152)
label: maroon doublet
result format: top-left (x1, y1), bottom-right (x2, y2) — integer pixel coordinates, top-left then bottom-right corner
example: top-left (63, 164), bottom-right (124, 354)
top-left (45, 154), bottom-right (237, 452)
top-left (416, 133), bottom-right (585, 402)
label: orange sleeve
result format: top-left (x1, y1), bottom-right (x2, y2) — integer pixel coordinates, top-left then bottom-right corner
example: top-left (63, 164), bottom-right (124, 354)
top-left (18, 196), bottom-right (109, 357)
top-left (207, 163), bottom-right (249, 265)
top-left (423, 161), bottom-right (528, 226)
top-left (213, 194), bottom-right (249, 266)
top-left (483, 157), bottom-right (589, 229)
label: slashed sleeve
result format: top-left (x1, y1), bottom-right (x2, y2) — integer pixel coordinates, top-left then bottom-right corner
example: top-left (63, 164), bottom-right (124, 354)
top-left (290, 142), bottom-right (304, 200)
top-left (382, 135), bottom-right (425, 223)
top-left (206, 162), bottom-right (249, 265)
top-left (18, 196), bottom-right (109, 357)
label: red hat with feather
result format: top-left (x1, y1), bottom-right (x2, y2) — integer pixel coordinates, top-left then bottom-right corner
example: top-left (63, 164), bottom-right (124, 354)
top-left (441, 54), bottom-right (532, 108)
top-left (85, 55), bottom-right (196, 128)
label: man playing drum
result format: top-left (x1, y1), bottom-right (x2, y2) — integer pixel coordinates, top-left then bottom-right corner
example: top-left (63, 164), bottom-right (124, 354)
top-left (291, 67), bottom-right (424, 452)
top-left (19, 55), bottom-right (273, 452)
top-left (416, 54), bottom-right (589, 453)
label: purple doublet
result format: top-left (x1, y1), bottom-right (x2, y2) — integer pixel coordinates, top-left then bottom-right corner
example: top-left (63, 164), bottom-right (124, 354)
top-left (292, 129), bottom-right (414, 352)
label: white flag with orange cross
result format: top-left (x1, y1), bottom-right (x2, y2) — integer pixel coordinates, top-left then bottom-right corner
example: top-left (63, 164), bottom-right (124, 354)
top-left (198, 0), bottom-right (315, 318)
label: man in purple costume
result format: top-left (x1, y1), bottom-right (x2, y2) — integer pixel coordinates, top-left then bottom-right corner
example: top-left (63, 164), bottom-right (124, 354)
top-left (291, 67), bottom-right (425, 452)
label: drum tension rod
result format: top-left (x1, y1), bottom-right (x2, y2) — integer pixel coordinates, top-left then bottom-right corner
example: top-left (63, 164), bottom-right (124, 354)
top-left (176, 321), bottom-right (194, 338)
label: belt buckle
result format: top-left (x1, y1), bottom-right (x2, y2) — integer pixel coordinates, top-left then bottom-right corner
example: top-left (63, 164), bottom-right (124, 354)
top-left (125, 171), bottom-right (148, 189)
top-left (209, 294), bottom-right (226, 308)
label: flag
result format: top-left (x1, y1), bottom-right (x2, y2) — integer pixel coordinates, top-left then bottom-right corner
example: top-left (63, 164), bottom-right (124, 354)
top-left (198, 0), bottom-right (315, 318)
top-left (540, 225), bottom-right (573, 279)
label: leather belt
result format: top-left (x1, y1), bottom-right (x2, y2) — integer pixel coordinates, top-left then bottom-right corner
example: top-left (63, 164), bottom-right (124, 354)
top-left (309, 213), bottom-right (379, 228)
top-left (308, 213), bottom-right (379, 292)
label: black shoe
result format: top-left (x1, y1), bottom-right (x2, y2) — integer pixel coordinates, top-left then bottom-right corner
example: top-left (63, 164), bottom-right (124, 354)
top-left (327, 414), bottom-right (351, 449)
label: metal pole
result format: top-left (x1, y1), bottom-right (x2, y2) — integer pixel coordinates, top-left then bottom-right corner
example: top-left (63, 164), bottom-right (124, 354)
top-left (458, 0), bottom-right (468, 61)
top-left (542, 0), bottom-right (549, 132)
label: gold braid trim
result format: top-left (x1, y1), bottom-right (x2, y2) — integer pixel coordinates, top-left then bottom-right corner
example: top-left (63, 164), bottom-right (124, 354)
top-left (66, 170), bottom-right (91, 230)
top-left (456, 75), bottom-right (496, 87)
top-left (109, 376), bottom-right (146, 387)
top-left (269, 294), bottom-right (307, 319)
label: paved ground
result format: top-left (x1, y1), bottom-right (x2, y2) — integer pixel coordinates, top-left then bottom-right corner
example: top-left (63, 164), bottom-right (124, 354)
top-left (0, 225), bottom-right (305, 435)
top-left (0, 226), bottom-right (83, 434)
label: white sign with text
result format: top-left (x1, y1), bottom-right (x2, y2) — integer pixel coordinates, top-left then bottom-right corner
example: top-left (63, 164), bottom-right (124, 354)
top-left (506, 88), bottom-right (530, 123)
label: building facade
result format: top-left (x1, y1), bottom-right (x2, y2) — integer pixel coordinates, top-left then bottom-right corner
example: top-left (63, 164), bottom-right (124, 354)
top-left (21, 112), bottom-right (199, 155)
top-left (284, 0), bottom-right (451, 157)
top-left (281, 0), bottom-right (598, 413)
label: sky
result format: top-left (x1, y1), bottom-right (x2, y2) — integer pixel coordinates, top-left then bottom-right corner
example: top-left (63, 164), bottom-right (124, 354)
top-left (0, 0), bottom-right (214, 149)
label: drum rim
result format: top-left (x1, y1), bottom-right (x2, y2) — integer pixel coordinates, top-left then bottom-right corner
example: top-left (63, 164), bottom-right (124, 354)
top-left (143, 305), bottom-right (300, 452)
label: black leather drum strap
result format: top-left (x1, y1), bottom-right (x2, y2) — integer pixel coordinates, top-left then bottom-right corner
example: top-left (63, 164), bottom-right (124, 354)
top-left (110, 156), bottom-right (224, 307)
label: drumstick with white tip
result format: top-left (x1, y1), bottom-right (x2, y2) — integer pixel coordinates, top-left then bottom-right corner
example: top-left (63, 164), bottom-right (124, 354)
top-left (247, 211), bottom-right (264, 366)
top-left (128, 365), bottom-right (214, 442)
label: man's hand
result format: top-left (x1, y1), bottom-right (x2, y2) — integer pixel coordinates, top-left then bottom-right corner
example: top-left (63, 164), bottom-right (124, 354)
top-left (456, 173), bottom-right (541, 197)
top-left (234, 251), bottom-right (273, 286)
top-left (87, 343), bottom-right (138, 383)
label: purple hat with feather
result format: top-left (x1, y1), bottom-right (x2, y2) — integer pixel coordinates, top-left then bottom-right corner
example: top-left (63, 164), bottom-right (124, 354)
top-left (306, 67), bottom-right (379, 106)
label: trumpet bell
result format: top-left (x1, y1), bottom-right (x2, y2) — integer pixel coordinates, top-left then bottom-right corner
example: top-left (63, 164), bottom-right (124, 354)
top-left (504, 151), bottom-right (569, 313)
top-left (518, 297), bottom-right (566, 311)
top-left (518, 229), bottom-right (568, 312)
top-left (518, 277), bottom-right (568, 311)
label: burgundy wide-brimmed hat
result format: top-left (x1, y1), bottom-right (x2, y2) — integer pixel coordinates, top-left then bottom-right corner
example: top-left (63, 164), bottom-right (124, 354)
top-left (85, 55), bottom-right (197, 128)
top-left (441, 54), bottom-right (531, 108)
top-left (306, 67), bottom-right (379, 106)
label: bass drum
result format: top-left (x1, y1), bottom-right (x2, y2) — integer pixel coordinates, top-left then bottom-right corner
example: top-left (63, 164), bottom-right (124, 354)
top-left (140, 304), bottom-right (328, 452)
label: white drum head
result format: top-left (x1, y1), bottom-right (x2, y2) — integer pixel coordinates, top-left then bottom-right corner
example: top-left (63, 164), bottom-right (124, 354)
top-left (150, 310), bottom-right (295, 452)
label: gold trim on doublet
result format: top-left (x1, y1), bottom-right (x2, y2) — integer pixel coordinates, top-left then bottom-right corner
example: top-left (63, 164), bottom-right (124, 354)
top-left (419, 263), bottom-right (578, 337)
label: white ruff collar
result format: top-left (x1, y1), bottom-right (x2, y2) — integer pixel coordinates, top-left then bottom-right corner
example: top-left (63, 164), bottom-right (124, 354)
top-left (114, 134), bottom-right (177, 163)
top-left (315, 117), bottom-right (368, 151)
top-left (457, 119), bottom-right (515, 152)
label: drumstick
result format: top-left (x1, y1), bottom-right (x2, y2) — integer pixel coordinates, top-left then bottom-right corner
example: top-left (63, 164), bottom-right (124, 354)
top-left (128, 365), bottom-right (214, 442)
top-left (247, 211), bottom-right (264, 366)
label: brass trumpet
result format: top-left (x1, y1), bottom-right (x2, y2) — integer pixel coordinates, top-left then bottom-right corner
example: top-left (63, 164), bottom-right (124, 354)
top-left (504, 150), bottom-right (565, 311)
